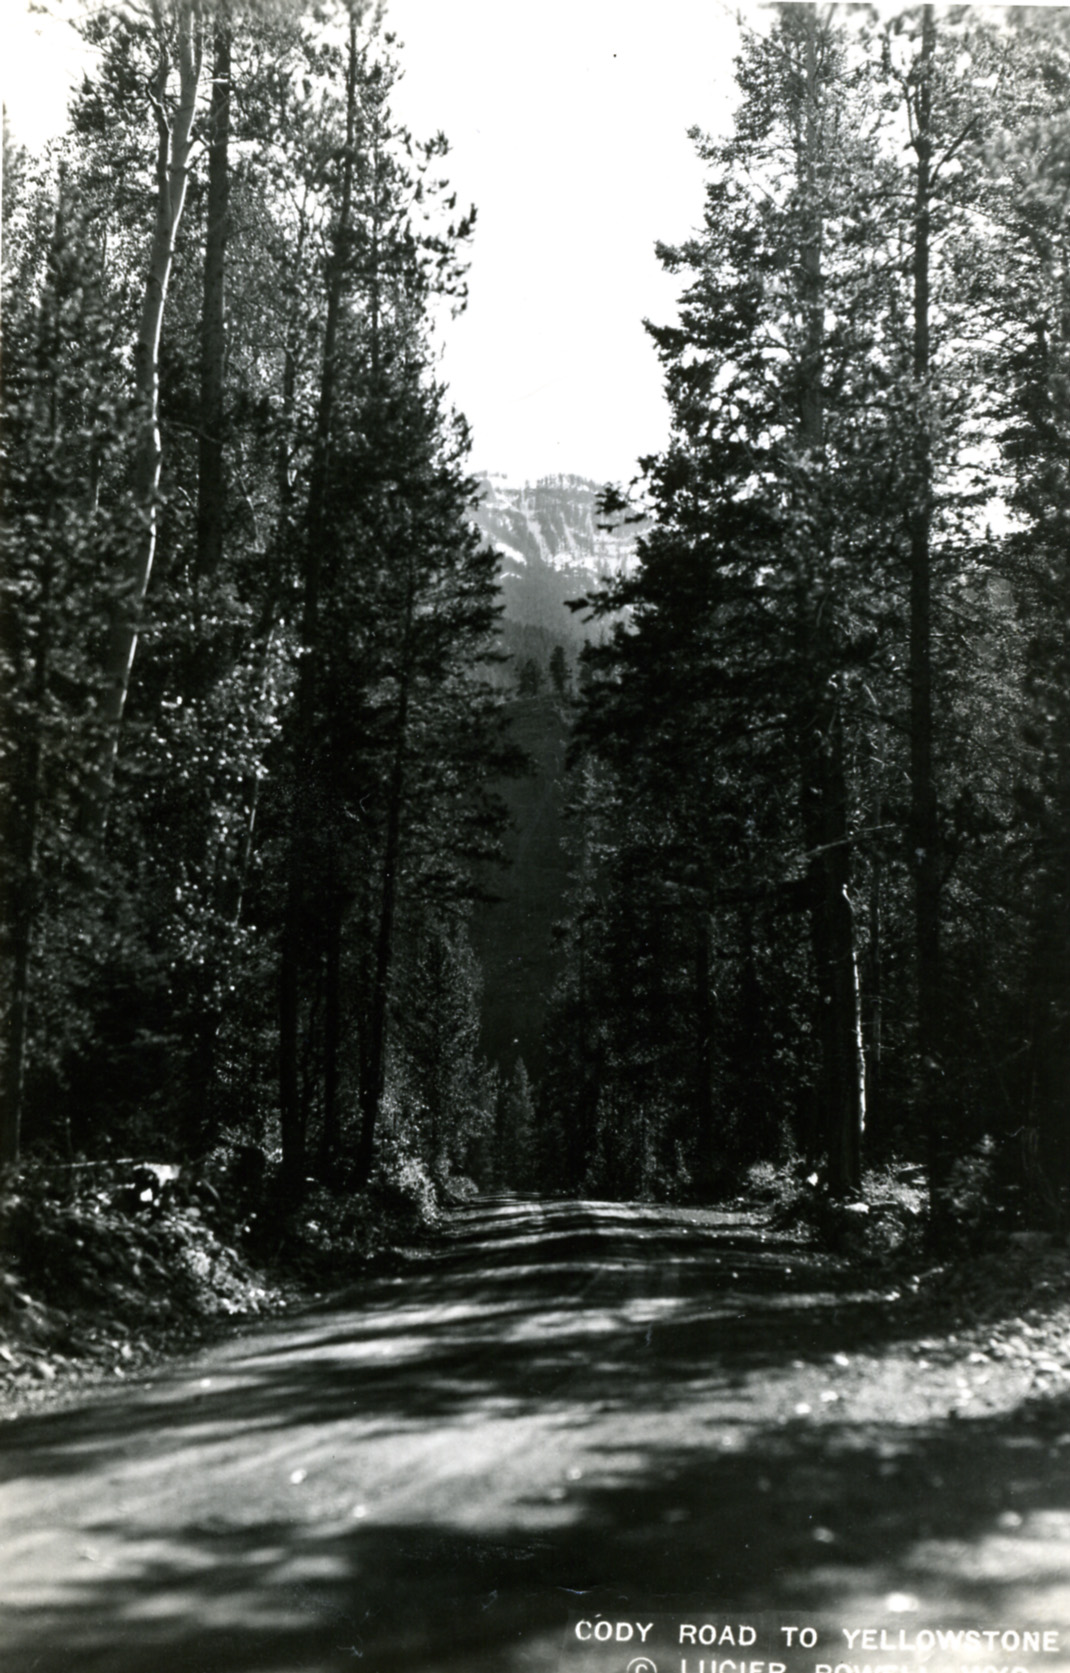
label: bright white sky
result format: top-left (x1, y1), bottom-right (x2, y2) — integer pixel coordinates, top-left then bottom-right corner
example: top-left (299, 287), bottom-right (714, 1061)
top-left (3, 0), bottom-right (745, 484)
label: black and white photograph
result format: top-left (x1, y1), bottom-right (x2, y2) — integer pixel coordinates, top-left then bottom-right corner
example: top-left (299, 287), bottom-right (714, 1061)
top-left (4, 1), bottom-right (1070, 1668)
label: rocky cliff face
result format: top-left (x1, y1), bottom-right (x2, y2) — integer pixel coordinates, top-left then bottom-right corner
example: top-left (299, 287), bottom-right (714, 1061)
top-left (474, 473), bottom-right (638, 644)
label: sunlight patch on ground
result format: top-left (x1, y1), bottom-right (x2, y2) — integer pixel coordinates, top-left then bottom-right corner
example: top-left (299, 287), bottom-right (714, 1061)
top-left (497, 1306), bottom-right (642, 1340)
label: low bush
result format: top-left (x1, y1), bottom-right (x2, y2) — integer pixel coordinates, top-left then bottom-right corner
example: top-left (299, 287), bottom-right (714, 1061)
top-left (0, 1133), bottom-right (448, 1398)
top-left (0, 1157), bottom-right (293, 1397)
top-left (367, 1134), bottom-right (442, 1234)
top-left (746, 1158), bottom-right (927, 1261)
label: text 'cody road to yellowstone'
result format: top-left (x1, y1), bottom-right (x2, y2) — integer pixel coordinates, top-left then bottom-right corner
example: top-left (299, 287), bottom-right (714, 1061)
top-left (562, 1615), bottom-right (1068, 1673)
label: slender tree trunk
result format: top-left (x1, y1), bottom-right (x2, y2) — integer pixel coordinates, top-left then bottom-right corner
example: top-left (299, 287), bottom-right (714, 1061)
top-left (83, 2), bottom-right (203, 838)
top-left (196, 15), bottom-right (230, 584)
top-left (175, 16), bottom-right (232, 1137)
top-left (320, 868), bottom-right (343, 1178)
top-left (356, 569), bottom-right (415, 1186)
top-left (279, 12), bottom-right (360, 1197)
top-left (865, 702), bottom-right (885, 1149)
top-left (0, 546), bottom-right (53, 1166)
top-left (693, 908), bottom-right (717, 1193)
top-left (796, 9), bottom-right (864, 1195)
top-left (908, 5), bottom-right (947, 1226)
top-left (802, 715), bottom-right (865, 1195)
top-left (278, 898), bottom-right (304, 1191)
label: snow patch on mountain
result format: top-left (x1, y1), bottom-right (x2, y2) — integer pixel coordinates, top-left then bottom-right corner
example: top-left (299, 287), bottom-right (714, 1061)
top-left (474, 472), bottom-right (640, 642)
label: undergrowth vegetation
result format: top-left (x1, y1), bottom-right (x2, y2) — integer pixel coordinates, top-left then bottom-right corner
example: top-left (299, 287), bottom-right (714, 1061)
top-left (740, 1148), bottom-right (1027, 1264)
top-left (0, 1139), bottom-right (446, 1403)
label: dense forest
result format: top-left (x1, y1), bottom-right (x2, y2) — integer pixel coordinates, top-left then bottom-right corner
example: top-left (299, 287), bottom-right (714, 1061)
top-left (1, 0), bottom-right (519, 1212)
top-left (6, 0), bottom-right (1070, 1251)
top-left (545, 3), bottom-right (1070, 1234)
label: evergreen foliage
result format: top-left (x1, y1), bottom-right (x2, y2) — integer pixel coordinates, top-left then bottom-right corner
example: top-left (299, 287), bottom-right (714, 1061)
top-left (9, 2), bottom-right (1070, 1252)
top-left (545, 5), bottom-right (1070, 1232)
top-left (1, 1), bottom-right (512, 1211)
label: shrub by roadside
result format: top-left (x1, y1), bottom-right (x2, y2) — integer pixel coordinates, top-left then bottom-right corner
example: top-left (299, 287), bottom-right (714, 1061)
top-left (736, 1156), bottom-right (1070, 1356)
top-left (0, 1141), bottom-right (445, 1411)
top-left (742, 1151), bottom-right (1022, 1265)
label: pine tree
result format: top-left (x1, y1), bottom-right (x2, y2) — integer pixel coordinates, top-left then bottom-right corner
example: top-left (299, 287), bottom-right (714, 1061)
top-left (572, 8), bottom-right (893, 1192)
top-left (0, 172), bottom-right (137, 1160)
top-left (990, 12), bottom-right (1070, 1223)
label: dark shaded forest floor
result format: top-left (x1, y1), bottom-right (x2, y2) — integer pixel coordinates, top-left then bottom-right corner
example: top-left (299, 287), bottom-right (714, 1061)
top-left (4, 1198), bottom-right (1070, 1672)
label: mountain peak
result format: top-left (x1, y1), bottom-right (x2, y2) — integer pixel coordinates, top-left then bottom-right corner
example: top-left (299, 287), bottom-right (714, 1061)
top-left (474, 472), bottom-right (640, 642)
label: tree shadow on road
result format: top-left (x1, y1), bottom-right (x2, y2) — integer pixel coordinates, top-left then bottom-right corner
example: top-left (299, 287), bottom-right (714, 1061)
top-left (0, 1202), bottom-right (923, 1474)
top-left (4, 1199), bottom-right (1070, 1673)
top-left (6, 1389), bottom-right (1070, 1673)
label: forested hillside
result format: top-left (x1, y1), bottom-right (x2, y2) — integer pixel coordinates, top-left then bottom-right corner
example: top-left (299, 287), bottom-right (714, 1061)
top-left (470, 474), bottom-right (639, 1097)
top-left (6, 0), bottom-right (1070, 1276)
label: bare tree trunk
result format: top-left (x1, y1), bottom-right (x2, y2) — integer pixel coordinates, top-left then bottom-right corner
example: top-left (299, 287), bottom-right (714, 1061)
top-left (356, 568), bottom-right (415, 1186)
top-left (796, 9), bottom-right (864, 1196)
top-left (196, 14), bottom-right (230, 584)
top-left (279, 10), bottom-right (360, 1198)
top-left (908, 5), bottom-right (947, 1227)
top-left (83, 1), bottom-right (203, 839)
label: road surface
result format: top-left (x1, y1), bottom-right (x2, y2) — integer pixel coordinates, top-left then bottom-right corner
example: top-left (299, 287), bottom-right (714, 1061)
top-left (3, 1197), bottom-right (1070, 1673)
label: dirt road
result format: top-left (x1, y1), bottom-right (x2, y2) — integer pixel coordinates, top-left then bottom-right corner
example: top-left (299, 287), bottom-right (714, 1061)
top-left (3, 1198), bottom-right (1070, 1673)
